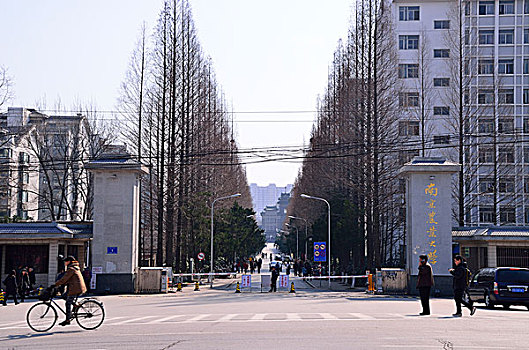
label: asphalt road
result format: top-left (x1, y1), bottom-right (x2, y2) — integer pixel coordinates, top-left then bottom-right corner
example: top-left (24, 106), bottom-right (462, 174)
top-left (1, 282), bottom-right (528, 350)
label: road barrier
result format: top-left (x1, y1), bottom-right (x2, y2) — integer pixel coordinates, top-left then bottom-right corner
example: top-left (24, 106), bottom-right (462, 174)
top-left (235, 282), bottom-right (241, 293)
top-left (194, 281), bottom-right (200, 291)
top-left (289, 282), bottom-right (295, 293)
top-left (176, 282), bottom-right (182, 292)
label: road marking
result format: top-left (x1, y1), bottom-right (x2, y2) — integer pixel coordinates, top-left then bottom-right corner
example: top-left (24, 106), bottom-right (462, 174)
top-left (146, 315), bottom-right (185, 324)
top-left (286, 313), bottom-right (301, 320)
top-left (110, 316), bottom-right (156, 325)
top-left (216, 314), bottom-right (238, 322)
top-left (183, 314), bottom-right (211, 322)
top-left (0, 321), bottom-right (27, 329)
top-left (349, 313), bottom-right (376, 320)
top-left (250, 313), bottom-right (267, 320)
top-left (319, 313), bottom-right (338, 320)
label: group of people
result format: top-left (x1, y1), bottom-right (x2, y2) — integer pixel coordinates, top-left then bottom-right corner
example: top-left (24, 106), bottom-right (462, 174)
top-left (2, 266), bottom-right (36, 305)
top-left (234, 258), bottom-right (263, 274)
top-left (417, 254), bottom-right (476, 317)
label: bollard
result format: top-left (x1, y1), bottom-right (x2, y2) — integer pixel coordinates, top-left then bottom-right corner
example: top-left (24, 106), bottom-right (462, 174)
top-left (0, 291), bottom-right (4, 305)
top-left (368, 274), bottom-right (374, 292)
top-left (235, 282), bottom-right (241, 293)
top-left (289, 281), bottom-right (295, 293)
top-left (177, 282), bottom-right (182, 292)
top-left (194, 281), bottom-right (200, 291)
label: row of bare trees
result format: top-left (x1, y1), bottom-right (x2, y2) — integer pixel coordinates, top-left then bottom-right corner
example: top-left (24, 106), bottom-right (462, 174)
top-left (119, 0), bottom-right (253, 270)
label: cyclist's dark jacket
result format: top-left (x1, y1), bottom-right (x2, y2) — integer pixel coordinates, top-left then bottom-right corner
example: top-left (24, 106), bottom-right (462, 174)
top-left (54, 261), bottom-right (87, 296)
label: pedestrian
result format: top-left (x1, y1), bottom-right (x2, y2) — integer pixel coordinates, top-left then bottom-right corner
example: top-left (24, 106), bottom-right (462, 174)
top-left (18, 269), bottom-right (30, 302)
top-left (2, 270), bottom-right (19, 305)
top-left (269, 266), bottom-right (279, 292)
top-left (286, 262), bottom-right (291, 276)
top-left (257, 258), bottom-right (262, 274)
top-left (449, 255), bottom-right (476, 317)
top-left (236, 261), bottom-right (241, 273)
top-left (250, 260), bottom-right (255, 274)
top-left (28, 267), bottom-right (36, 290)
top-left (243, 261), bottom-right (249, 274)
top-left (417, 254), bottom-right (434, 316)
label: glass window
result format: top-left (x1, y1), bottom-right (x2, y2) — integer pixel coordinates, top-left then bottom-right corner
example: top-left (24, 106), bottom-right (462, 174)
top-left (499, 147), bottom-right (515, 163)
top-left (499, 89), bottom-right (514, 104)
top-left (0, 148), bottom-right (12, 158)
top-left (500, 207), bottom-right (516, 224)
top-left (478, 90), bottom-right (494, 104)
top-left (479, 1), bottom-right (495, 15)
top-left (398, 150), bottom-right (420, 165)
top-left (398, 121), bottom-right (420, 136)
top-left (499, 118), bottom-right (514, 133)
top-left (399, 6), bottom-right (420, 21)
top-left (478, 118), bottom-right (494, 133)
top-left (498, 59), bottom-right (514, 74)
top-left (524, 59), bottom-right (529, 74)
top-left (5, 245), bottom-right (49, 273)
top-left (479, 147), bottom-right (494, 163)
top-left (479, 207), bottom-right (494, 223)
top-left (499, 178), bottom-right (515, 192)
top-left (479, 30), bottom-right (495, 45)
top-left (525, 179), bottom-right (529, 193)
top-left (399, 35), bottom-right (419, 50)
top-left (433, 135), bottom-right (450, 144)
top-left (433, 106), bottom-right (450, 115)
top-left (21, 172), bottom-right (29, 184)
top-left (499, 29), bottom-right (514, 44)
top-left (499, 0), bottom-right (515, 14)
top-left (434, 20), bottom-right (450, 29)
top-left (526, 0), bottom-right (529, 14)
top-left (433, 78), bottom-right (450, 87)
top-left (525, 29), bottom-right (529, 44)
top-left (398, 64), bottom-right (419, 78)
top-left (399, 92), bottom-right (419, 107)
top-left (20, 190), bottom-right (28, 203)
top-left (433, 49), bottom-right (450, 58)
top-left (479, 59), bottom-right (494, 74)
top-left (524, 89), bottom-right (529, 104)
top-left (480, 178), bottom-right (494, 193)
top-left (525, 146), bottom-right (529, 161)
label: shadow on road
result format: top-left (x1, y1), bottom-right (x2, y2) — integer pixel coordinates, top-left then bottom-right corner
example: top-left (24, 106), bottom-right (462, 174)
top-left (0, 330), bottom-right (84, 342)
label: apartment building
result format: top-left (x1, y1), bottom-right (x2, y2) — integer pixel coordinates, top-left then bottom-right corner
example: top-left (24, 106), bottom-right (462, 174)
top-left (393, 0), bottom-right (529, 226)
top-left (0, 107), bottom-right (91, 221)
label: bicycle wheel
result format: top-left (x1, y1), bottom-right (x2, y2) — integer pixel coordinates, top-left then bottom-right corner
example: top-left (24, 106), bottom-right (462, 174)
top-left (27, 302), bottom-right (58, 332)
top-left (75, 299), bottom-right (105, 330)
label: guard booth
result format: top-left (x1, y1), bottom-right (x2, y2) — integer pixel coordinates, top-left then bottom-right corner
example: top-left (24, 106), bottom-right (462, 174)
top-left (135, 267), bottom-right (173, 293)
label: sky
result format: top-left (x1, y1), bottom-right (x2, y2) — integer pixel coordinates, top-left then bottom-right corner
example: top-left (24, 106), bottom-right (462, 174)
top-left (0, 0), bottom-right (353, 187)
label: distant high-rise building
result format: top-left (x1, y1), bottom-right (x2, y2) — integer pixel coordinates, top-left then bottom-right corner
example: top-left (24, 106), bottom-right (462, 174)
top-left (260, 192), bottom-right (292, 242)
top-left (249, 183), bottom-right (292, 224)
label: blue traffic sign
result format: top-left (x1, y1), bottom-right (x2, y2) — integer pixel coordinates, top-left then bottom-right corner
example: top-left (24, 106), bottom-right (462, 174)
top-left (314, 241), bottom-right (326, 262)
top-left (107, 247), bottom-right (118, 254)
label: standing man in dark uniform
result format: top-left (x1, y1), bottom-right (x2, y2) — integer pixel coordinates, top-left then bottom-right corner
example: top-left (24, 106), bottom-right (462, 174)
top-left (417, 254), bottom-right (434, 315)
top-left (269, 266), bottom-right (279, 292)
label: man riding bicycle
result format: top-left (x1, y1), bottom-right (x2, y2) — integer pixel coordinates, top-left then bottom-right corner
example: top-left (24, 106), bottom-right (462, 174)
top-left (54, 256), bottom-right (87, 326)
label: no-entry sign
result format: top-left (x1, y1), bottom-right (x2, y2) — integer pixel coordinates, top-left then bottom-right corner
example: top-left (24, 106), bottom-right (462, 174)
top-left (197, 252), bottom-right (205, 261)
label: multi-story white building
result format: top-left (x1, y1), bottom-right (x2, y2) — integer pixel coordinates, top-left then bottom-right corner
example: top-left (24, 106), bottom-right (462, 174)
top-left (393, 0), bottom-right (529, 226)
top-left (0, 107), bottom-right (92, 221)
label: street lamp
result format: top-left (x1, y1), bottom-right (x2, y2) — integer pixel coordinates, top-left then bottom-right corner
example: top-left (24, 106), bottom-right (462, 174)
top-left (300, 193), bottom-right (331, 289)
top-left (285, 223), bottom-right (299, 260)
top-left (210, 193), bottom-right (241, 288)
top-left (288, 215), bottom-right (308, 260)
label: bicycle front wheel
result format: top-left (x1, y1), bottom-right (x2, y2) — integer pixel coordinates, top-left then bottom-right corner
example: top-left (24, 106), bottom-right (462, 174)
top-left (75, 299), bottom-right (105, 330)
top-left (27, 302), bottom-right (58, 332)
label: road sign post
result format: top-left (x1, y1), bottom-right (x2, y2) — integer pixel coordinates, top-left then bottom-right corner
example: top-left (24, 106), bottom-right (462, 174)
top-left (313, 242), bottom-right (327, 262)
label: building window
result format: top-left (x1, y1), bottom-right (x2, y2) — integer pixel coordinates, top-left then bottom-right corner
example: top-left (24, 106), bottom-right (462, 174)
top-left (479, 30), bottom-right (495, 45)
top-left (479, 147), bottom-right (494, 163)
top-left (499, 178), bottom-right (515, 193)
top-left (398, 121), bottom-right (420, 136)
top-left (433, 49), bottom-right (450, 58)
top-left (399, 92), bottom-right (419, 107)
top-left (500, 207), bottom-right (516, 224)
top-left (433, 106), bottom-right (450, 115)
top-left (17, 209), bottom-right (28, 220)
top-left (499, 89), bottom-right (514, 104)
top-left (524, 89), bottom-right (529, 104)
top-left (0, 148), bottom-right (12, 158)
top-left (434, 20), bottom-right (450, 29)
top-left (525, 29), bottom-right (529, 44)
top-left (478, 59), bottom-right (494, 74)
top-left (399, 35), bottom-right (419, 50)
top-left (478, 118), bottom-right (494, 133)
top-left (498, 59), bottom-right (514, 74)
top-left (480, 178), bottom-right (494, 193)
top-left (479, 207), bottom-right (494, 223)
top-left (21, 172), bottom-right (29, 184)
top-left (433, 135), bottom-right (450, 144)
top-left (398, 64), bottom-right (419, 78)
top-left (433, 78), bottom-right (450, 87)
top-left (526, 0), bottom-right (529, 14)
top-left (5, 245), bottom-right (49, 273)
top-left (465, 1), bottom-right (471, 15)
top-left (525, 179), bottom-right (529, 193)
top-left (398, 150), bottom-right (420, 165)
top-left (18, 152), bottom-right (30, 164)
top-left (499, 118), bottom-right (514, 133)
top-left (525, 147), bottom-right (529, 161)
top-left (399, 6), bottom-right (420, 21)
top-left (479, 1), bottom-right (495, 15)
top-left (499, 147), bottom-right (515, 163)
top-left (524, 59), bottom-right (529, 74)
top-left (497, 247), bottom-right (529, 267)
top-left (499, 0), bottom-right (515, 14)
top-left (499, 29), bottom-right (514, 44)
top-left (19, 190), bottom-right (28, 203)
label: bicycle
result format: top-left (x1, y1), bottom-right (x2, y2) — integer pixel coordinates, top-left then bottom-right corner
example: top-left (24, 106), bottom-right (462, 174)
top-left (26, 287), bottom-right (105, 332)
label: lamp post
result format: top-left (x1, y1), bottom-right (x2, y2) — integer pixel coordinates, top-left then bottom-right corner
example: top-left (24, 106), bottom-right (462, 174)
top-left (210, 193), bottom-right (241, 288)
top-left (300, 193), bottom-right (331, 289)
top-left (288, 215), bottom-right (308, 260)
top-left (285, 223), bottom-right (299, 260)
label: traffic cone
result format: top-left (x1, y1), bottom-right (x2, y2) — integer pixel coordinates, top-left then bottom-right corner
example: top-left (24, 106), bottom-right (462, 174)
top-left (235, 282), bottom-right (241, 293)
top-left (194, 281), bottom-right (200, 291)
top-left (289, 282), bottom-right (295, 293)
top-left (176, 282), bottom-right (182, 292)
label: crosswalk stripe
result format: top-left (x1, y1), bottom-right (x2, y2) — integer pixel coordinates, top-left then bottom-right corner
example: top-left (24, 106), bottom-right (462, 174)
top-left (320, 313), bottom-right (338, 320)
top-left (0, 321), bottom-right (26, 329)
top-left (146, 315), bottom-right (185, 324)
top-left (250, 313), bottom-right (267, 320)
top-left (111, 316), bottom-right (155, 325)
top-left (286, 313), bottom-right (302, 320)
top-left (183, 314), bottom-right (211, 322)
top-left (349, 312), bottom-right (376, 320)
top-left (216, 314), bottom-right (238, 322)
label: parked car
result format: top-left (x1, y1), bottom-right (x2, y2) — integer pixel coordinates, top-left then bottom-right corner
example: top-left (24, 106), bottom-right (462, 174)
top-left (467, 267), bottom-right (529, 310)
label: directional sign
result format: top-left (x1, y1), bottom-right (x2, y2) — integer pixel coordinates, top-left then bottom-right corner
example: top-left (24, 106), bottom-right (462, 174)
top-left (197, 252), bottom-right (205, 261)
top-left (314, 241), bottom-right (326, 262)
top-left (241, 275), bottom-right (252, 288)
top-left (278, 275), bottom-right (289, 288)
